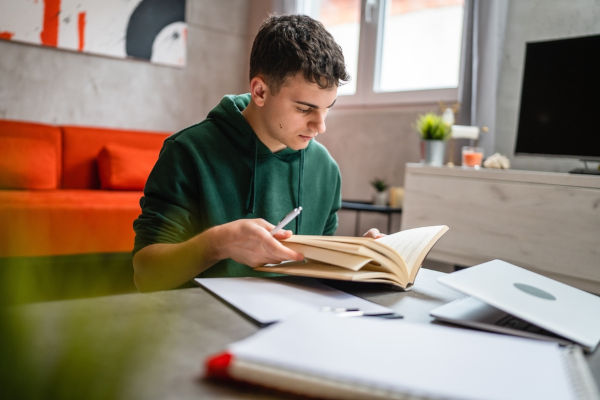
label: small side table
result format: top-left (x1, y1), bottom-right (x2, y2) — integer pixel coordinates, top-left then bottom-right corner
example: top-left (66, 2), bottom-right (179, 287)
top-left (341, 200), bottom-right (403, 236)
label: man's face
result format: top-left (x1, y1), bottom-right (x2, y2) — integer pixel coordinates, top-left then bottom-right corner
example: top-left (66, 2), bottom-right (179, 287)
top-left (259, 73), bottom-right (338, 152)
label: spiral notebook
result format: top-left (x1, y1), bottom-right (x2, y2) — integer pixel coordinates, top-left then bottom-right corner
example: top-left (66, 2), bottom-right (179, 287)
top-left (205, 312), bottom-right (599, 400)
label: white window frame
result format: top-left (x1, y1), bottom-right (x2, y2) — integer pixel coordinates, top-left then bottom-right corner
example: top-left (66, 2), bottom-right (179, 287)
top-left (299, 0), bottom-right (463, 107)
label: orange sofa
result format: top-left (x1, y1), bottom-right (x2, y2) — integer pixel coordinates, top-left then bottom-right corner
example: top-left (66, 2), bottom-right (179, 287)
top-left (0, 119), bottom-right (171, 258)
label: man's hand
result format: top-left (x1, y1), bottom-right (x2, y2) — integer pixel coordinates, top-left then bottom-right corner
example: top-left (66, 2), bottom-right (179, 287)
top-left (363, 228), bottom-right (385, 239)
top-left (133, 218), bottom-right (304, 292)
top-left (211, 218), bottom-right (304, 267)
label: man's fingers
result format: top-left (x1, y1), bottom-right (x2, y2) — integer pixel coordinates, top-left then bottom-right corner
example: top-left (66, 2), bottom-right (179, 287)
top-left (275, 244), bottom-right (304, 262)
top-left (252, 249), bottom-right (303, 268)
top-left (265, 238), bottom-right (304, 262)
top-left (250, 218), bottom-right (275, 231)
top-left (363, 228), bottom-right (380, 238)
top-left (226, 219), bottom-right (304, 267)
top-left (272, 229), bottom-right (293, 240)
top-left (363, 228), bottom-right (386, 239)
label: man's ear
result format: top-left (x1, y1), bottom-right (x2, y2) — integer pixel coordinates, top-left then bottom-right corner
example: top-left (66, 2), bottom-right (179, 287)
top-left (249, 76), bottom-right (269, 107)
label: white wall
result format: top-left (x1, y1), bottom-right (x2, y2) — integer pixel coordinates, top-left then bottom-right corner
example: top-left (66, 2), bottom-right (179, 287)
top-left (0, 0), bottom-right (252, 132)
top-left (320, 103), bottom-right (437, 235)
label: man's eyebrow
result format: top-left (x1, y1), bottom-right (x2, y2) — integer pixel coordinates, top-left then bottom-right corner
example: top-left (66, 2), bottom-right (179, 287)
top-left (294, 98), bottom-right (337, 109)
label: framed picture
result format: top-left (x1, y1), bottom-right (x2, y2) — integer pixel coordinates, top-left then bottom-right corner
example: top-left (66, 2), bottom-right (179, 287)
top-left (0, 0), bottom-right (187, 67)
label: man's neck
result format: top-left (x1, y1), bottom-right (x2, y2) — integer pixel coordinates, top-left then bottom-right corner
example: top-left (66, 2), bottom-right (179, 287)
top-left (242, 103), bottom-right (285, 152)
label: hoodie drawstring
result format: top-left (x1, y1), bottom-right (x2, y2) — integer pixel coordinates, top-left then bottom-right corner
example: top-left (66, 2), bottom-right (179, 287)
top-left (245, 138), bottom-right (304, 235)
top-left (245, 139), bottom-right (258, 215)
top-left (296, 149), bottom-right (304, 233)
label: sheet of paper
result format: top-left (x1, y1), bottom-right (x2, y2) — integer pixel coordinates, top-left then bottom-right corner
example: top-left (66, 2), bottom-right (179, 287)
top-left (230, 311), bottom-right (590, 400)
top-left (195, 276), bottom-right (393, 325)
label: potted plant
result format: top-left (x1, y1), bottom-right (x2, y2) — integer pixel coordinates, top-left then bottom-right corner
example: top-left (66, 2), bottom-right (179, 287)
top-left (416, 112), bottom-right (452, 166)
top-left (371, 178), bottom-right (388, 206)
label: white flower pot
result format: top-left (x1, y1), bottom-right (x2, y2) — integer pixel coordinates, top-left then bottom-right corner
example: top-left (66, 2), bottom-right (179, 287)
top-left (424, 140), bottom-right (446, 166)
top-left (373, 191), bottom-right (388, 206)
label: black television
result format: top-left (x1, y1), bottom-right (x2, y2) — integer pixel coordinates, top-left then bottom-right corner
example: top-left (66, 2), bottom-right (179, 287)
top-left (514, 33), bottom-right (600, 174)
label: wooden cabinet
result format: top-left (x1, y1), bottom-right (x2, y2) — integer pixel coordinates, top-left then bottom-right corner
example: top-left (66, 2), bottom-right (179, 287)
top-left (401, 164), bottom-right (600, 293)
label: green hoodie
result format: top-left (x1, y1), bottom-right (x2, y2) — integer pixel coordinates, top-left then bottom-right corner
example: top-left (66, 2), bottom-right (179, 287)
top-left (133, 94), bottom-right (341, 277)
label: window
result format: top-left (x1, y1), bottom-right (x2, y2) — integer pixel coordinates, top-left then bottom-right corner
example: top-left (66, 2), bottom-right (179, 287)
top-left (297, 0), bottom-right (361, 96)
top-left (298, 0), bottom-right (465, 105)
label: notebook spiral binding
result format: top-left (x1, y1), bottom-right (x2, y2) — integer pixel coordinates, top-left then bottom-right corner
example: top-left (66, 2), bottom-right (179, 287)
top-left (562, 345), bottom-right (600, 400)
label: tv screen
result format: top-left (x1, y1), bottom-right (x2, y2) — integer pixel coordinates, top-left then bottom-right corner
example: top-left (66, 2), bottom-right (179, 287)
top-left (514, 34), bottom-right (600, 160)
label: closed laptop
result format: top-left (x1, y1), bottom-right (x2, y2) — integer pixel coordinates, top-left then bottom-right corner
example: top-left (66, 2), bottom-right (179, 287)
top-left (432, 259), bottom-right (600, 352)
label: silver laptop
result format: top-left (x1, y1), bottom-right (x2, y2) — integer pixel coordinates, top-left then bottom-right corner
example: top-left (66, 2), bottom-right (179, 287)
top-left (431, 259), bottom-right (600, 352)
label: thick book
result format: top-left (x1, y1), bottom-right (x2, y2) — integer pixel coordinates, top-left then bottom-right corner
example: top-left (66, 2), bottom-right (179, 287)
top-left (254, 225), bottom-right (449, 289)
top-left (204, 312), bottom-right (599, 400)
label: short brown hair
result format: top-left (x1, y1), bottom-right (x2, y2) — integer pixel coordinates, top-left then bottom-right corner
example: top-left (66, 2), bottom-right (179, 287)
top-left (249, 14), bottom-right (350, 93)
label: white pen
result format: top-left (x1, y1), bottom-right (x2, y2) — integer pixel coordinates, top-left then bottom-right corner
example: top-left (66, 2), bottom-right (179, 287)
top-left (270, 206), bottom-right (302, 235)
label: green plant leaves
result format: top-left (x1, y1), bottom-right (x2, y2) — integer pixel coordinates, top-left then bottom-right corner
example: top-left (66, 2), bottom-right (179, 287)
top-left (416, 113), bottom-right (452, 140)
top-left (371, 178), bottom-right (388, 192)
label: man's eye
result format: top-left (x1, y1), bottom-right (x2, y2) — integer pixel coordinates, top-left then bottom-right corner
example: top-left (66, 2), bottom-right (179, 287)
top-left (297, 107), bottom-right (311, 113)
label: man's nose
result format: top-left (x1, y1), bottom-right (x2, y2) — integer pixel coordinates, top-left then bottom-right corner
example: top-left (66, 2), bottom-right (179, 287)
top-left (311, 111), bottom-right (327, 135)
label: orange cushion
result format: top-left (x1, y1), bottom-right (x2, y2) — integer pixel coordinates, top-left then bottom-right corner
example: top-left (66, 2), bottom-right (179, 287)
top-left (61, 126), bottom-right (169, 189)
top-left (0, 119), bottom-right (62, 185)
top-left (98, 143), bottom-right (158, 190)
top-left (0, 137), bottom-right (58, 189)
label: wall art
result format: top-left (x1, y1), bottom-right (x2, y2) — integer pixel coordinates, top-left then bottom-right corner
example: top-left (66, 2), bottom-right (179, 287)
top-left (0, 0), bottom-right (187, 67)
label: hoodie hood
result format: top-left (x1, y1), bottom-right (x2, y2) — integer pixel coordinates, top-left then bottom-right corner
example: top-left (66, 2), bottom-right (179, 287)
top-left (207, 94), bottom-right (305, 232)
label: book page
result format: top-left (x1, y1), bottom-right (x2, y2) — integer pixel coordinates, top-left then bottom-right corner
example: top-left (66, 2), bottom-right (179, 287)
top-left (285, 236), bottom-right (407, 279)
top-left (255, 262), bottom-right (402, 286)
top-left (376, 225), bottom-right (448, 279)
top-left (284, 243), bottom-right (373, 271)
top-left (277, 226), bottom-right (448, 285)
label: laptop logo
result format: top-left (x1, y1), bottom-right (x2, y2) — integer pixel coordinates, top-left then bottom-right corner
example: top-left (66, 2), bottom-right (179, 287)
top-left (513, 283), bottom-right (556, 300)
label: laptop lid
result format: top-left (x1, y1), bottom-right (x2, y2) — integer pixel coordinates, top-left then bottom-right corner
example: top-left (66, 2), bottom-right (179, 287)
top-left (436, 259), bottom-right (600, 351)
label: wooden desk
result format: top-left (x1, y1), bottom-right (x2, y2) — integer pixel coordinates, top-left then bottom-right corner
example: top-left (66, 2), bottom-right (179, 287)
top-left (6, 269), bottom-right (600, 399)
top-left (341, 200), bottom-right (402, 235)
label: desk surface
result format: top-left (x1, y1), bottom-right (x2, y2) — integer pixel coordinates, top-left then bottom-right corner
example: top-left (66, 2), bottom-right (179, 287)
top-left (8, 269), bottom-right (600, 399)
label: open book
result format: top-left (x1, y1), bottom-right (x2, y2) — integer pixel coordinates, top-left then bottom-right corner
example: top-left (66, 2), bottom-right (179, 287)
top-left (254, 225), bottom-right (449, 289)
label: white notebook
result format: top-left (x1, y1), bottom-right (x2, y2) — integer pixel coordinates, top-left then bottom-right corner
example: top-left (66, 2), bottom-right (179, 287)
top-left (195, 276), bottom-right (396, 325)
top-left (207, 311), bottom-right (599, 400)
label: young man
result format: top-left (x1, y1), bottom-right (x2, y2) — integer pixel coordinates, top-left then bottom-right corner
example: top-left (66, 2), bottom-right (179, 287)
top-left (133, 14), bottom-right (365, 291)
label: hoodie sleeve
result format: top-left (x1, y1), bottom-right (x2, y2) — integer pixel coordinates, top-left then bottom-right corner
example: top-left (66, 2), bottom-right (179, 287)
top-left (133, 139), bottom-right (202, 254)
